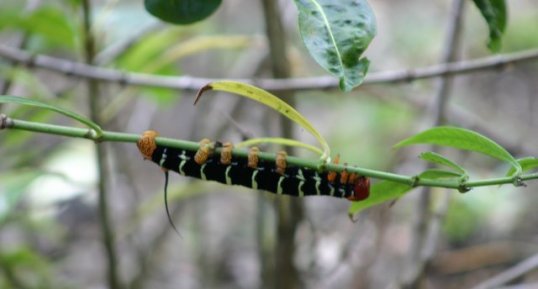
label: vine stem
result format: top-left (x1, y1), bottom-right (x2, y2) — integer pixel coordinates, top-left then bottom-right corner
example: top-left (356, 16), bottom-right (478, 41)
top-left (2, 115), bottom-right (537, 190)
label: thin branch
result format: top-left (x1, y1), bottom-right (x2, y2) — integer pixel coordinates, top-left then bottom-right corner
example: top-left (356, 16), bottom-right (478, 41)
top-left (2, 115), bottom-right (537, 190)
top-left (403, 0), bottom-right (466, 288)
top-left (81, 1), bottom-right (121, 288)
top-left (470, 253), bottom-right (538, 289)
top-left (1, 44), bottom-right (538, 91)
top-left (260, 1), bottom-right (302, 289)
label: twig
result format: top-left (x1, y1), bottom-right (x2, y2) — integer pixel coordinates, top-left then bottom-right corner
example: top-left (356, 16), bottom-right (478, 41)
top-left (2, 116), bottom-right (537, 191)
top-left (496, 284), bottom-right (538, 289)
top-left (403, 0), bottom-right (465, 287)
top-left (1, 44), bottom-right (538, 91)
top-left (260, 1), bottom-right (302, 289)
top-left (81, 1), bottom-right (121, 288)
top-left (470, 253), bottom-right (538, 289)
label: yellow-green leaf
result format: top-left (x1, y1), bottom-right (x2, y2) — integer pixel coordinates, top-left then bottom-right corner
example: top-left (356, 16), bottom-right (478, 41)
top-left (195, 81), bottom-right (331, 161)
top-left (235, 137), bottom-right (323, 156)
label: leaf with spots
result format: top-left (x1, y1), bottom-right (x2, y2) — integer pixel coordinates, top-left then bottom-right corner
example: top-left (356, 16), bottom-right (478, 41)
top-left (294, 0), bottom-right (376, 91)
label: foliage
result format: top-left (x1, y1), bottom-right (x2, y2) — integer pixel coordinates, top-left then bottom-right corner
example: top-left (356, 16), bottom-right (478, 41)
top-left (293, 0), bottom-right (376, 91)
top-left (472, 0), bottom-right (507, 52)
top-left (2, 0), bottom-right (538, 288)
top-left (144, 0), bottom-right (222, 25)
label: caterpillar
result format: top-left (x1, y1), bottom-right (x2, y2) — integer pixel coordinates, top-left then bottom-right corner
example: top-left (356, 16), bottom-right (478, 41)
top-left (137, 130), bottom-right (370, 201)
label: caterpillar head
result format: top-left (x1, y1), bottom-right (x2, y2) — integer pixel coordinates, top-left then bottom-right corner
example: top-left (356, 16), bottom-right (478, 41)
top-left (348, 176), bottom-right (370, 201)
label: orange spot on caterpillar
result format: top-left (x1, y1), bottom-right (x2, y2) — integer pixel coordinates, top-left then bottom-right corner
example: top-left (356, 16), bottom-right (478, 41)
top-left (327, 154), bottom-right (340, 183)
top-left (340, 167), bottom-right (350, 184)
top-left (137, 130), bottom-right (158, 160)
top-left (194, 138), bottom-right (213, 165)
top-left (220, 142), bottom-right (234, 165)
top-left (248, 147), bottom-right (260, 168)
top-left (275, 151), bottom-right (287, 175)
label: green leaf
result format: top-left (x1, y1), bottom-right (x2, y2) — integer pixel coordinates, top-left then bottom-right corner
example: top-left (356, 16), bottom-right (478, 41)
top-left (505, 157), bottom-right (538, 176)
top-left (418, 169), bottom-right (464, 180)
top-left (117, 29), bottom-right (185, 71)
top-left (144, 0), bottom-right (222, 25)
top-left (0, 170), bottom-right (42, 220)
top-left (0, 96), bottom-right (102, 137)
top-left (395, 126), bottom-right (521, 174)
top-left (348, 181), bottom-right (412, 215)
top-left (419, 151), bottom-right (467, 175)
top-left (142, 35), bottom-right (253, 73)
top-left (195, 81), bottom-right (331, 162)
top-left (236, 137), bottom-right (323, 156)
top-left (472, 0), bottom-right (507, 52)
top-left (0, 7), bottom-right (77, 50)
top-left (294, 0), bottom-right (376, 91)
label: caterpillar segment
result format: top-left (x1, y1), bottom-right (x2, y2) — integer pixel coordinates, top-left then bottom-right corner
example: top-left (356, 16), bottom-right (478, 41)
top-left (137, 131), bottom-right (370, 201)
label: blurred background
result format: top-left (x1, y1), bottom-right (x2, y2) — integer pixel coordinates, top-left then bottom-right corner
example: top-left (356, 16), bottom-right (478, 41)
top-left (0, 0), bottom-right (538, 288)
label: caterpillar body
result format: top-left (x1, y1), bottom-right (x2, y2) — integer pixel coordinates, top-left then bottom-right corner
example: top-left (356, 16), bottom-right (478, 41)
top-left (137, 131), bottom-right (370, 201)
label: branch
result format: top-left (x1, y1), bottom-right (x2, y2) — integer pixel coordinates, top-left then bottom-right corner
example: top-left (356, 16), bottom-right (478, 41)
top-left (403, 0), bottom-right (466, 287)
top-left (470, 253), bottom-right (538, 289)
top-left (81, 1), bottom-right (121, 288)
top-left (2, 115), bottom-right (537, 190)
top-left (1, 44), bottom-right (538, 91)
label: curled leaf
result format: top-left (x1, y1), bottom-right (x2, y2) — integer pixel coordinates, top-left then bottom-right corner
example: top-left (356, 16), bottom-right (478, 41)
top-left (0, 96), bottom-right (102, 137)
top-left (235, 137), bottom-right (323, 156)
top-left (195, 81), bottom-right (331, 162)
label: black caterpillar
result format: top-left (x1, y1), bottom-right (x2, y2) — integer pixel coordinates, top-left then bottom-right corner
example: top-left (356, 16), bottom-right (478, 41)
top-left (138, 130), bottom-right (370, 200)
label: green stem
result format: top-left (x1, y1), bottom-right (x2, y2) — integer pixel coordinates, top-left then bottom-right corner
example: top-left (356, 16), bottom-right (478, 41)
top-left (3, 116), bottom-right (538, 189)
